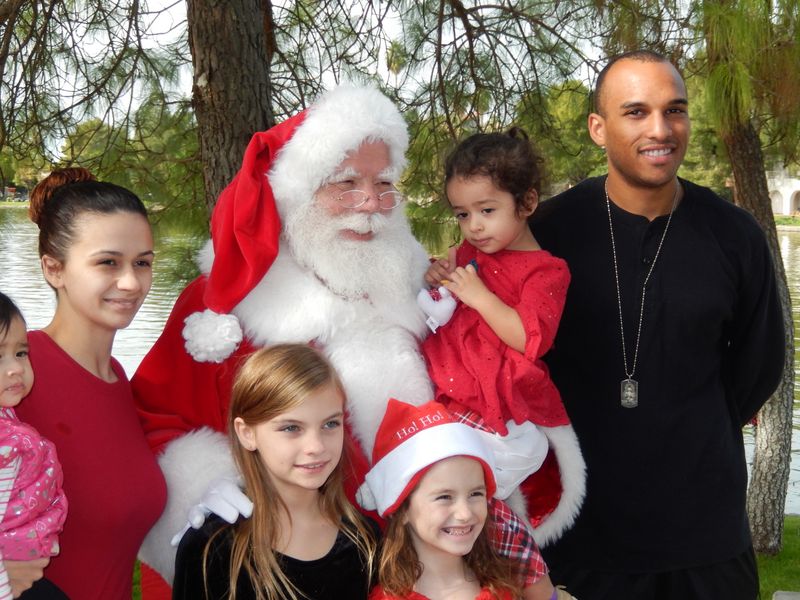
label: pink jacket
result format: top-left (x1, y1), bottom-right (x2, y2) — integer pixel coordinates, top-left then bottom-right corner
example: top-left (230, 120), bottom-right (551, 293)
top-left (0, 408), bottom-right (67, 560)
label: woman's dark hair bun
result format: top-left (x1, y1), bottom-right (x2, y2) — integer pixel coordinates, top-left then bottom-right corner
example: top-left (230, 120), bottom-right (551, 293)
top-left (28, 167), bottom-right (96, 226)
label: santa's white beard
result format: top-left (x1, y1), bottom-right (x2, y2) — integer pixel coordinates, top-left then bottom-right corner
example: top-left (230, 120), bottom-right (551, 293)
top-left (284, 202), bottom-right (422, 304)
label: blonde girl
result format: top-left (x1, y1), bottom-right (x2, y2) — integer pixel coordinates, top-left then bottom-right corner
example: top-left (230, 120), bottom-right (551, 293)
top-left (173, 344), bottom-right (377, 600)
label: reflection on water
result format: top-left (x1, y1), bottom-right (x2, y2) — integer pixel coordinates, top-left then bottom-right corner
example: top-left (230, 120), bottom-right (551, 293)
top-left (1, 205), bottom-right (799, 512)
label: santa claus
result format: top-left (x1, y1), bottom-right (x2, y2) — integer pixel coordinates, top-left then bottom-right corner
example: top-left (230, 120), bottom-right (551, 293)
top-left (132, 84), bottom-right (585, 593)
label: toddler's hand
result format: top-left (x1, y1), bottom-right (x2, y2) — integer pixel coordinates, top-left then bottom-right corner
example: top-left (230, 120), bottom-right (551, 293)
top-left (424, 246), bottom-right (457, 286)
top-left (443, 263), bottom-right (491, 309)
top-left (5, 557), bottom-right (48, 597)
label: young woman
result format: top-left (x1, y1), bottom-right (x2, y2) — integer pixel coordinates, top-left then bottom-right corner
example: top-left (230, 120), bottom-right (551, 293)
top-left (173, 344), bottom-right (377, 600)
top-left (15, 168), bottom-right (166, 599)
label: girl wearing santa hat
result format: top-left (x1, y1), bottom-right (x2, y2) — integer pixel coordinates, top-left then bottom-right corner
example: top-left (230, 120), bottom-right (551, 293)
top-left (360, 399), bottom-right (571, 600)
top-left (172, 344), bottom-right (378, 600)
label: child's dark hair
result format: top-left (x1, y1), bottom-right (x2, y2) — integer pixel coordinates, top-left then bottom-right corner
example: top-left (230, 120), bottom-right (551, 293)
top-left (444, 127), bottom-right (544, 214)
top-left (28, 167), bottom-right (148, 262)
top-left (0, 291), bottom-right (25, 339)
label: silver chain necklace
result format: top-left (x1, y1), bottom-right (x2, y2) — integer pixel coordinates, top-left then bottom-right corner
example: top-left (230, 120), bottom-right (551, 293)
top-left (605, 178), bottom-right (679, 408)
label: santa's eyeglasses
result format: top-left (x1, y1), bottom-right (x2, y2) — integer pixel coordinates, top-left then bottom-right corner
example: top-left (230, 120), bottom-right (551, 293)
top-left (336, 190), bottom-right (404, 210)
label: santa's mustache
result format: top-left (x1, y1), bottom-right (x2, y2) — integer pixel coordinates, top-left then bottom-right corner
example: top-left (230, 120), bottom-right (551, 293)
top-left (330, 211), bottom-right (390, 235)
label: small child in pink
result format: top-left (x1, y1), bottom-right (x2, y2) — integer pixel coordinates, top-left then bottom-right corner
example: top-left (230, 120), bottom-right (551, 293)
top-left (0, 292), bottom-right (67, 599)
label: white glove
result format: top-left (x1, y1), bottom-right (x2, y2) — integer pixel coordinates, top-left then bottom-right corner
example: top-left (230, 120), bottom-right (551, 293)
top-left (476, 421), bottom-right (549, 499)
top-left (170, 477), bottom-right (254, 546)
top-left (417, 286), bottom-right (457, 333)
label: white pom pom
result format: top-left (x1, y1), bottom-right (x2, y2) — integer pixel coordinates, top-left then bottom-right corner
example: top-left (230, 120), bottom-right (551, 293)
top-left (355, 482), bottom-right (377, 512)
top-left (182, 309), bottom-right (243, 363)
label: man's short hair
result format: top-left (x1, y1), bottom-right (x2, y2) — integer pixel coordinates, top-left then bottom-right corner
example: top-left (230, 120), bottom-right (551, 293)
top-left (592, 50), bottom-right (672, 115)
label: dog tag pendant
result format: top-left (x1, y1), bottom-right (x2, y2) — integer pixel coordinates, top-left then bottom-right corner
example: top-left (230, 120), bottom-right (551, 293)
top-left (621, 378), bottom-right (638, 408)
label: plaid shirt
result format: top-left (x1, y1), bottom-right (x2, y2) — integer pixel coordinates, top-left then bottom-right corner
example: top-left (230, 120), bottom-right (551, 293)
top-left (454, 409), bottom-right (549, 586)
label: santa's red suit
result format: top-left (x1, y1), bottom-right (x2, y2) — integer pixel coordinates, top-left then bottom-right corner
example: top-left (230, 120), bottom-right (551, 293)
top-left (131, 85), bottom-right (585, 593)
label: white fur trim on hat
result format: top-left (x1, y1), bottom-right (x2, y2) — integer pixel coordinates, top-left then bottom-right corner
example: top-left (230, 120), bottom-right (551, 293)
top-left (269, 83), bottom-right (409, 220)
top-left (361, 421), bottom-right (496, 516)
top-left (182, 309), bottom-right (243, 363)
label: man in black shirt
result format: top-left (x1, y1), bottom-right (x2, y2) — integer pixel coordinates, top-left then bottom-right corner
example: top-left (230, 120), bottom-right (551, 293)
top-left (531, 50), bottom-right (784, 599)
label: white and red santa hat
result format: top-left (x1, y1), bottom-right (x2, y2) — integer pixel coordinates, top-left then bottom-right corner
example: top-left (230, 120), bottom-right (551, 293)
top-left (182, 84), bottom-right (410, 362)
top-left (357, 399), bottom-right (497, 517)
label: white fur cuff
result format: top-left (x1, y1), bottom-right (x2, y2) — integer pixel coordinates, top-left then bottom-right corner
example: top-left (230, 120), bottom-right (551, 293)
top-left (138, 428), bottom-right (238, 584)
top-left (531, 425), bottom-right (586, 547)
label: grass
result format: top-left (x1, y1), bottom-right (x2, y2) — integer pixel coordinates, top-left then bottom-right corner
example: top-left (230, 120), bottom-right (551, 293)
top-left (133, 561), bottom-right (141, 599)
top-left (775, 215), bottom-right (800, 226)
top-left (758, 515), bottom-right (800, 598)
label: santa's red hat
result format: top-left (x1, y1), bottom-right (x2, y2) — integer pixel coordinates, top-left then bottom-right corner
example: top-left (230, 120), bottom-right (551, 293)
top-left (357, 399), bottom-right (497, 517)
top-left (182, 84), bottom-right (409, 362)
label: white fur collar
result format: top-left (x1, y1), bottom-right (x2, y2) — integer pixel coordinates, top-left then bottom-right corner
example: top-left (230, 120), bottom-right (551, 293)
top-left (197, 240), bottom-right (434, 454)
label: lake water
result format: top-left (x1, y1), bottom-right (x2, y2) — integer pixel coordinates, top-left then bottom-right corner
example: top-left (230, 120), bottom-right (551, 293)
top-left (1, 204), bottom-right (799, 513)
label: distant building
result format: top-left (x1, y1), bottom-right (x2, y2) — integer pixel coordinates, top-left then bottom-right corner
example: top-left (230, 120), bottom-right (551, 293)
top-left (768, 168), bottom-right (800, 215)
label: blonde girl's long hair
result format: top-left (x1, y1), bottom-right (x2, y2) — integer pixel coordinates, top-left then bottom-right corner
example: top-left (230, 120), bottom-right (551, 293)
top-left (378, 498), bottom-right (522, 599)
top-left (206, 344), bottom-right (377, 600)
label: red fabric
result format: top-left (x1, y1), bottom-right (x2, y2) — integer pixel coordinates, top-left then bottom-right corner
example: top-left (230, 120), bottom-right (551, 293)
top-left (139, 564), bottom-right (170, 600)
top-left (370, 584), bottom-right (512, 599)
top-left (132, 276), bottom-right (257, 452)
top-left (371, 399), bottom-right (458, 462)
top-left (131, 271), bottom-right (562, 599)
top-left (205, 112), bottom-right (306, 314)
top-left (16, 332), bottom-right (166, 600)
top-left (422, 243), bottom-right (571, 435)
top-left (520, 449), bottom-right (562, 528)
top-left (490, 498), bottom-right (548, 586)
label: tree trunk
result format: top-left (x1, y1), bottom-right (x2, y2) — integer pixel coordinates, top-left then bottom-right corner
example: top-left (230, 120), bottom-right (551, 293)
top-left (186, 0), bottom-right (275, 215)
top-left (723, 119), bottom-right (795, 555)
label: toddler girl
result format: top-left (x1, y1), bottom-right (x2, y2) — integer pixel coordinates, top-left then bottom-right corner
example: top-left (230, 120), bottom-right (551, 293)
top-left (173, 344), bottom-right (378, 600)
top-left (420, 129), bottom-right (582, 524)
top-left (0, 292), bottom-right (67, 599)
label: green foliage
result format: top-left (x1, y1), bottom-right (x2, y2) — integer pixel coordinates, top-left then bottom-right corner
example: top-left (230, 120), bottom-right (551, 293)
top-left (705, 60), bottom-right (753, 134)
top-left (0, 1), bottom-right (187, 165)
top-left (678, 75), bottom-right (732, 196)
top-left (58, 95), bottom-right (207, 242)
top-left (519, 81), bottom-right (606, 193)
top-left (0, 148), bottom-right (17, 188)
top-left (700, 0), bottom-right (800, 146)
top-left (775, 216), bottom-right (800, 226)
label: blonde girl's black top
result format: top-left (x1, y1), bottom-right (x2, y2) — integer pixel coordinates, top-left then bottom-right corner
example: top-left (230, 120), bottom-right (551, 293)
top-left (172, 515), bottom-right (377, 600)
